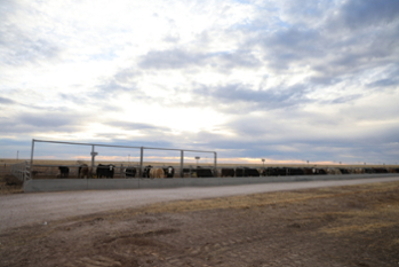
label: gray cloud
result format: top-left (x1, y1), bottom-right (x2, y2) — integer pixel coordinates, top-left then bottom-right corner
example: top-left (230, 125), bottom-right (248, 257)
top-left (139, 49), bottom-right (203, 69)
top-left (328, 94), bottom-right (363, 105)
top-left (256, 27), bottom-right (324, 69)
top-left (89, 68), bottom-right (142, 101)
top-left (367, 64), bottom-right (399, 89)
top-left (245, 0), bottom-right (399, 80)
top-left (107, 121), bottom-right (164, 132)
top-left (18, 113), bottom-right (79, 128)
top-left (193, 83), bottom-right (310, 112)
top-left (139, 48), bottom-right (261, 71)
top-left (0, 96), bottom-right (16, 104)
top-left (367, 78), bottom-right (399, 88)
top-left (0, 110), bottom-right (91, 136)
top-left (59, 93), bottom-right (89, 105)
top-left (205, 114), bottom-right (399, 163)
top-left (337, 0), bottom-right (399, 29)
top-left (95, 80), bottom-right (135, 96)
top-left (102, 138), bottom-right (176, 151)
top-left (0, 24), bottom-right (61, 66)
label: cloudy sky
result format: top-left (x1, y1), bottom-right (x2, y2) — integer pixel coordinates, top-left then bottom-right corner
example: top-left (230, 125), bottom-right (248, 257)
top-left (1, 0), bottom-right (399, 165)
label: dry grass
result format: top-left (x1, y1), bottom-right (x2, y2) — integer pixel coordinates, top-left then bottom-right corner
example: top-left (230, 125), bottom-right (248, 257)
top-left (81, 181), bottom-right (399, 222)
top-left (0, 179), bottom-right (23, 194)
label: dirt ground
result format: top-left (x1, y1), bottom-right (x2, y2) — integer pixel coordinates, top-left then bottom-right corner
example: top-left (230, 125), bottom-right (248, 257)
top-left (1, 181), bottom-right (399, 267)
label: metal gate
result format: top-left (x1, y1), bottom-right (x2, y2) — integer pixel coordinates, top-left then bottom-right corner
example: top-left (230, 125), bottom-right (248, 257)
top-left (11, 161), bottom-right (31, 181)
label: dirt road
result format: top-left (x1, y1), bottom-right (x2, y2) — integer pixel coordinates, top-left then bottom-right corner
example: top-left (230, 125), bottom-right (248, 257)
top-left (1, 177), bottom-right (399, 231)
top-left (1, 177), bottom-right (399, 267)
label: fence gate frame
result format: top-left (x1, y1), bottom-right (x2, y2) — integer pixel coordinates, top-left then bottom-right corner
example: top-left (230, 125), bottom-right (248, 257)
top-left (30, 139), bottom-right (217, 178)
top-left (10, 161), bottom-right (31, 181)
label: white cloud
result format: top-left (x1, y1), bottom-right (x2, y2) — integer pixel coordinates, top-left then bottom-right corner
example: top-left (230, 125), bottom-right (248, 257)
top-left (1, 0), bottom-right (398, 164)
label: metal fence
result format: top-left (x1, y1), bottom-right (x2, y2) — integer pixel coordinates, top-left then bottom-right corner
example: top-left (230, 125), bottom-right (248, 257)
top-left (30, 139), bottom-right (217, 178)
top-left (10, 161), bottom-right (31, 181)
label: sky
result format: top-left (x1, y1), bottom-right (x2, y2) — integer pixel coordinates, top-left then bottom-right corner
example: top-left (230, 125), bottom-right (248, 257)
top-left (1, 0), bottom-right (399, 165)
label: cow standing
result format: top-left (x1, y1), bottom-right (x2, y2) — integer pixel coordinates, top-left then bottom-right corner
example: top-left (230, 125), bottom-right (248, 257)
top-left (78, 164), bottom-right (90, 178)
top-left (58, 166), bottom-right (69, 178)
top-left (125, 167), bottom-right (137, 178)
top-left (221, 168), bottom-right (235, 177)
top-left (149, 168), bottom-right (165, 178)
top-left (143, 165), bottom-right (152, 178)
top-left (165, 166), bottom-right (174, 178)
top-left (195, 167), bottom-right (214, 178)
top-left (96, 164), bottom-right (115, 178)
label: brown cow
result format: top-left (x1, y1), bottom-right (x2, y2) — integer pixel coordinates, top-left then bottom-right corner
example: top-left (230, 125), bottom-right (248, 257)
top-left (78, 164), bottom-right (90, 178)
top-left (326, 168), bottom-right (342, 175)
top-left (149, 167), bottom-right (165, 178)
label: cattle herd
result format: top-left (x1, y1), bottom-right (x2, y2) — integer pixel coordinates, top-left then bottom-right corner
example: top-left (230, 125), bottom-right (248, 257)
top-left (57, 164), bottom-right (176, 179)
top-left (55, 165), bottom-right (399, 179)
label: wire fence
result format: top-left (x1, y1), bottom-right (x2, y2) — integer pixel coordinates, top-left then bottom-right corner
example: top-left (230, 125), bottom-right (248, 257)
top-left (30, 139), bottom-right (218, 178)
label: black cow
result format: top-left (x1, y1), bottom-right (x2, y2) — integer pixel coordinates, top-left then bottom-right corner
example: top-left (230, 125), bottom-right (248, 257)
top-left (373, 168), bottom-right (388, 173)
top-left (265, 167), bottom-right (301, 176)
top-left (125, 166), bottom-right (137, 178)
top-left (182, 168), bottom-right (194, 178)
top-left (236, 167), bottom-right (259, 177)
top-left (164, 166), bottom-right (174, 178)
top-left (143, 165), bottom-right (152, 178)
top-left (264, 167), bottom-right (287, 176)
top-left (365, 168), bottom-right (376, 174)
top-left (195, 167), bottom-right (214, 178)
top-left (287, 167), bottom-right (305, 175)
top-left (58, 166), bottom-right (69, 178)
top-left (244, 167), bottom-right (260, 177)
top-left (338, 168), bottom-right (350, 174)
top-left (221, 168), bottom-right (235, 177)
top-left (235, 168), bottom-right (244, 177)
top-left (96, 164), bottom-right (115, 178)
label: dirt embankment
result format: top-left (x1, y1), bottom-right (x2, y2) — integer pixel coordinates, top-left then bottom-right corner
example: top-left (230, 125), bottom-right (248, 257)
top-left (1, 181), bottom-right (399, 267)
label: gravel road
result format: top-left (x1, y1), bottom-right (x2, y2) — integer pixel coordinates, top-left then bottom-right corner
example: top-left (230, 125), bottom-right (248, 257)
top-left (1, 177), bottom-right (399, 231)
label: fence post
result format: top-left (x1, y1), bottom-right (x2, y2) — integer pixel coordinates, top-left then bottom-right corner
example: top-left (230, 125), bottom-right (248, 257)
top-left (180, 150), bottom-right (184, 178)
top-left (90, 145), bottom-right (96, 176)
top-left (214, 152), bottom-right (217, 177)
top-left (29, 139), bottom-right (35, 181)
top-left (139, 147), bottom-right (144, 177)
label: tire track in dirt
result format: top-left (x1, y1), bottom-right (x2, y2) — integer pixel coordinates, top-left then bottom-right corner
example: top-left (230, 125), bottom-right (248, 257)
top-left (65, 255), bottom-right (123, 267)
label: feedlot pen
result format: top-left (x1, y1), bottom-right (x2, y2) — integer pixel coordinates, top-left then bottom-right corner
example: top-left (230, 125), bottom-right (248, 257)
top-left (28, 139), bottom-right (217, 179)
top-left (11, 139), bottom-right (399, 192)
top-left (23, 173), bottom-right (399, 192)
